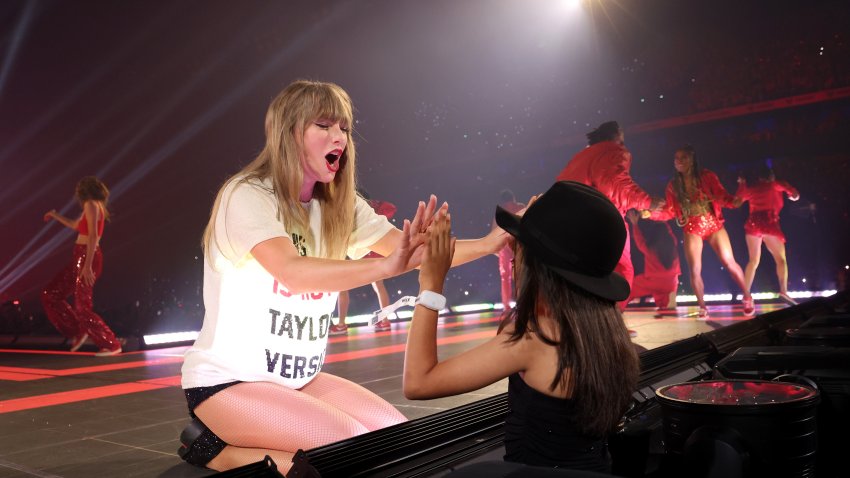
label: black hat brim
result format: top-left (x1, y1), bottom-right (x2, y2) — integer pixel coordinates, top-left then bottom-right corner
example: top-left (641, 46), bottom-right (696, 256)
top-left (495, 205), bottom-right (523, 239)
top-left (546, 265), bottom-right (631, 302)
top-left (495, 205), bottom-right (631, 302)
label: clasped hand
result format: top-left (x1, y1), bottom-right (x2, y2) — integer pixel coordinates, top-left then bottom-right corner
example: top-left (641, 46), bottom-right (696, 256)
top-left (383, 195), bottom-right (449, 276)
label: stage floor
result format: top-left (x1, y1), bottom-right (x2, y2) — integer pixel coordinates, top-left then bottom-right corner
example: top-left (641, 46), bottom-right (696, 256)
top-left (0, 301), bottom-right (788, 478)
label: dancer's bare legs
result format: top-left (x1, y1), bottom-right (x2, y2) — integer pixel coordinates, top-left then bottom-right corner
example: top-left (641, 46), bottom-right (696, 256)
top-left (337, 290), bottom-right (350, 327)
top-left (371, 280), bottom-right (391, 309)
top-left (763, 235), bottom-right (789, 295)
top-left (706, 227), bottom-right (751, 300)
top-left (683, 233), bottom-right (706, 310)
top-left (744, 234), bottom-right (763, 292)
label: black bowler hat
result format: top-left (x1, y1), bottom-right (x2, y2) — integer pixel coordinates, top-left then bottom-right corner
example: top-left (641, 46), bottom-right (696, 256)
top-left (495, 181), bottom-right (630, 301)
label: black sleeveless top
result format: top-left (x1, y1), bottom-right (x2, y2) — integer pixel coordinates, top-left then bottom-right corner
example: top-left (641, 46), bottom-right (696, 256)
top-left (503, 373), bottom-right (610, 472)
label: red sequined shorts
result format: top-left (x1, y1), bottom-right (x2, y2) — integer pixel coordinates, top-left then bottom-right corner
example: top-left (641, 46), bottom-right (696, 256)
top-left (744, 211), bottom-right (785, 242)
top-left (683, 213), bottom-right (723, 240)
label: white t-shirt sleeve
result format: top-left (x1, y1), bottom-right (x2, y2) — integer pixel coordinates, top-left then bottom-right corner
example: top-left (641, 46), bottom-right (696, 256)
top-left (216, 179), bottom-right (289, 263)
top-left (346, 196), bottom-right (395, 259)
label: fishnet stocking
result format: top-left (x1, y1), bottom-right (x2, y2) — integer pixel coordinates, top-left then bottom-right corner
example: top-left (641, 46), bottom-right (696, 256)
top-left (194, 372), bottom-right (407, 460)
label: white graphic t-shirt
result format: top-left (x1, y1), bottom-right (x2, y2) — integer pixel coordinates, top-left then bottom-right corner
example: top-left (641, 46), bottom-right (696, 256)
top-left (181, 177), bottom-right (393, 390)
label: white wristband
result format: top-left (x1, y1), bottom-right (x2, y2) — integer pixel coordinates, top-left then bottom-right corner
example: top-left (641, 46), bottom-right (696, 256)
top-left (370, 291), bottom-right (446, 325)
top-left (416, 290), bottom-right (446, 311)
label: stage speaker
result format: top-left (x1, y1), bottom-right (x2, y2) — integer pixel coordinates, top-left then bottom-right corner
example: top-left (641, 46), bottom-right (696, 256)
top-left (656, 380), bottom-right (820, 478)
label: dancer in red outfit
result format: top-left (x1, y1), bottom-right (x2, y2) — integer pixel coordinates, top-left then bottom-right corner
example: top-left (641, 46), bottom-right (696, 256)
top-left (41, 176), bottom-right (122, 356)
top-left (556, 121), bottom-right (664, 336)
top-left (736, 165), bottom-right (800, 305)
top-left (492, 190), bottom-right (525, 312)
top-left (331, 196), bottom-right (398, 335)
top-left (626, 211), bottom-right (680, 314)
top-left (652, 145), bottom-right (753, 318)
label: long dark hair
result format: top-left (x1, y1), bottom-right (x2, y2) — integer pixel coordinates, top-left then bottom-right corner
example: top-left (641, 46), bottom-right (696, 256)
top-left (637, 220), bottom-right (676, 269)
top-left (672, 144), bottom-right (704, 221)
top-left (499, 247), bottom-right (639, 437)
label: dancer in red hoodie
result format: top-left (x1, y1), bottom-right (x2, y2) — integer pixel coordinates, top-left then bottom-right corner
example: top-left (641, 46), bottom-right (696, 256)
top-left (626, 211), bottom-right (680, 315)
top-left (557, 121), bottom-right (664, 335)
top-left (736, 165), bottom-right (800, 305)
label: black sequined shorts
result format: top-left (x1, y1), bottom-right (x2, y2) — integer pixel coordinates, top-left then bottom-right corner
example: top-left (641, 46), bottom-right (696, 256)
top-left (180, 381), bottom-right (242, 466)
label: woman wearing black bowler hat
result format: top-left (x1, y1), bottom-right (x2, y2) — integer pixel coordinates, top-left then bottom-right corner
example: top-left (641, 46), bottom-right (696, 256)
top-left (403, 181), bottom-right (640, 473)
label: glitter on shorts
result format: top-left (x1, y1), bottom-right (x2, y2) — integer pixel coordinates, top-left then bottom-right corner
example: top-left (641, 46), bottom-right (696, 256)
top-left (744, 211), bottom-right (785, 242)
top-left (683, 213), bottom-right (723, 240)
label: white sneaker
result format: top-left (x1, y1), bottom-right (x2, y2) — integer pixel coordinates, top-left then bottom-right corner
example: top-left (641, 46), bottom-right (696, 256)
top-left (70, 333), bottom-right (89, 352)
top-left (95, 346), bottom-right (122, 357)
top-left (779, 293), bottom-right (798, 306)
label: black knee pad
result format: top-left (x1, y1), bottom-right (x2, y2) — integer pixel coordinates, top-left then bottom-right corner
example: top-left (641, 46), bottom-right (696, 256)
top-left (178, 418), bottom-right (227, 467)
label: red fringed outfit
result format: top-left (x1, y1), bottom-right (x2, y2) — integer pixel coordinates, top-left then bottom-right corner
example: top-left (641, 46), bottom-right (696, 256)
top-left (736, 180), bottom-right (799, 243)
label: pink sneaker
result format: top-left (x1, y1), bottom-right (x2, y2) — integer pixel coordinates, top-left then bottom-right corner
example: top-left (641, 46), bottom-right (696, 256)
top-left (329, 323), bottom-right (348, 336)
top-left (374, 318), bottom-right (391, 331)
top-left (743, 297), bottom-right (755, 317)
top-left (627, 329), bottom-right (638, 338)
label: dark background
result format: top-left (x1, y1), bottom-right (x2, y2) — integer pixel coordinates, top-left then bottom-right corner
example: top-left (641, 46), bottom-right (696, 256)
top-left (1, 0), bottom-right (848, 336)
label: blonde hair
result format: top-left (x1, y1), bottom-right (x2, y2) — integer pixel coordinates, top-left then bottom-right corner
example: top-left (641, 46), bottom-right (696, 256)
top-left (203, 80), bottom-right (357, 260)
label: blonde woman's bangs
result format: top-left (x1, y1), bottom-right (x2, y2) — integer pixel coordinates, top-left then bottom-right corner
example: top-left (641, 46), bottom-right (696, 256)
top-left (310, 85), bottom-right (353, 129)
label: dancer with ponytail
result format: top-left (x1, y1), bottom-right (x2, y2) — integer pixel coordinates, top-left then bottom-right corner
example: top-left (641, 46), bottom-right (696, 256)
top-left (42, 176), bottom-right (122, 356)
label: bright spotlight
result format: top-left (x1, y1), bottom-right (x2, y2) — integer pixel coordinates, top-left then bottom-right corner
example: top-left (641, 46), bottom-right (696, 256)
top-left (563, 0), bottom-right (582, 10)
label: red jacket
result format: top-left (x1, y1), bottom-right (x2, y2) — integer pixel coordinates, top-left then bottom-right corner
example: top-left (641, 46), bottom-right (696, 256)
top-left (556, 141), bottom-right (652, 215)
top-left (736, 179), bottom-right (798, 217)
top-left (655, 169), bottom-right (736, 222)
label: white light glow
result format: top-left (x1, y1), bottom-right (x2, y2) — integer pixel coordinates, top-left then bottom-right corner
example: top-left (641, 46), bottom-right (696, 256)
top-left (673, 290), bottom-right (834, 304)
top-left (143, 331), bottom-right (199, 345)
top-left (139, 290), bottom-right (841, 347)
top-left (451, 303), bottom-right (495, 313)
top-left (562, 0), bottom-right (582, 11)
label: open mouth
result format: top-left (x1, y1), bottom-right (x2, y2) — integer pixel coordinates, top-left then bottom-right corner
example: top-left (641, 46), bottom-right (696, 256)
top-left (325, 150), bottom-right (342, 172)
